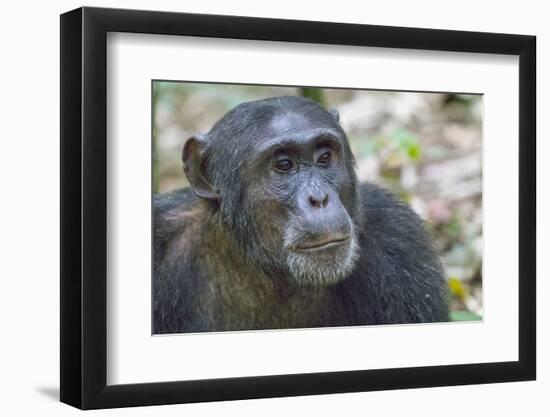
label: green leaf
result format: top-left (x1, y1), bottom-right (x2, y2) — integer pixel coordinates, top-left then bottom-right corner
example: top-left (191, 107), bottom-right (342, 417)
top-left (448, 277), bottom-right (466, 302)
top-left (391, 129), bottom-right (422, 161)
top-left (406, 143), bottom-right (421, 160)
top-left (450, 311), bottom-right (482, 322)
top-left (299, 88), bottom-right (326, 106)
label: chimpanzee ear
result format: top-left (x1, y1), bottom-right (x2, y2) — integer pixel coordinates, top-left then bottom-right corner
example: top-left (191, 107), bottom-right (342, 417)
top-left (182, 134), bottom-right (220, 201)
top-left (329, 108), bottom-right (340, 123)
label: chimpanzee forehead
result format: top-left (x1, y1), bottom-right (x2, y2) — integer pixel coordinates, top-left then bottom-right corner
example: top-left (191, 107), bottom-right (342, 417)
top-left (207, 96), bottom-right (341, 149)
top-left (266, 111), bottom-right (324, 135)
top-left (263, 103), bottom-right (342, 139)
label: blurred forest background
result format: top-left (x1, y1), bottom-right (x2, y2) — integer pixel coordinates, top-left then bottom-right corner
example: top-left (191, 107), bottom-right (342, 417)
top-left (153, 82), bottom-right (483, 321)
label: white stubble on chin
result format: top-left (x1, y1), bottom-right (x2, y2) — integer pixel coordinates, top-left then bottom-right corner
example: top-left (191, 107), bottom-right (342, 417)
top-left (285, 229), bottom-right (360, 286)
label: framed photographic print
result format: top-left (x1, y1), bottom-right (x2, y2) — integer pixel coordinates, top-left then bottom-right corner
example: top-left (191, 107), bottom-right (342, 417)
top-left (60, 6), bottom-right (536, 409)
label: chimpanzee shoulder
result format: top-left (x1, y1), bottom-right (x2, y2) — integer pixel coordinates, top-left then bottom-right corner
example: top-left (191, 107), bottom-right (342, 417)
top-left (339, 182), bottom-right (449, 324)
top-left (153, 188), bottom-right (197, 252)
top-left (153, 188), bottom-right (209, 333)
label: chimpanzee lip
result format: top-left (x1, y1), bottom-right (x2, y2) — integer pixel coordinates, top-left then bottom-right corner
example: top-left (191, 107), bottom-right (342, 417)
top-left (295, 235), bottom-right (350, 252)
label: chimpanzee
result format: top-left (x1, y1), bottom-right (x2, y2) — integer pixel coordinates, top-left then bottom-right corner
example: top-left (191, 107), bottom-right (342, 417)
top-left (153, 96), bottom-right (448, 334)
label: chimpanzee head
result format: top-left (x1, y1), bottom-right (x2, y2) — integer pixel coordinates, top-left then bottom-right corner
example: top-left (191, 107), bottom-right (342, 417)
top-left (183, 96), bottom-right (361, 286)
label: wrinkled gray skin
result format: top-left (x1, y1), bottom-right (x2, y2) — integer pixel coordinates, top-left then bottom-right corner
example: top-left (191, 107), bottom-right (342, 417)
top-left (153, 96), bottom-right (449, 333)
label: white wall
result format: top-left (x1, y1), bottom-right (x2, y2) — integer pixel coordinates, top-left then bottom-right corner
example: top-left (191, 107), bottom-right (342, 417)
top-left (0, 0), bottom-right (546, 415)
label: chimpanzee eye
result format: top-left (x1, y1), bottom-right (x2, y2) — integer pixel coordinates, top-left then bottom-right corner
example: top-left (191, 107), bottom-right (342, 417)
top-left (316, 151), bottom-right (331, 166)
top-left (274, 158), bottom-right (294, 173)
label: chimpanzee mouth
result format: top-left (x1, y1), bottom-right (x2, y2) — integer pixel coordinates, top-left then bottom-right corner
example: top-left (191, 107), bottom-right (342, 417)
top-left (294, 235), bottom-right (350, 252)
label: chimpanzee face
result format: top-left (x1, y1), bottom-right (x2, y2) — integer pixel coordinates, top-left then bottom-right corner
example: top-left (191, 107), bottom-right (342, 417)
top-left (183, 97), bottom-right (361, 286)
top-left (238, 110), bottom-right (360, 286)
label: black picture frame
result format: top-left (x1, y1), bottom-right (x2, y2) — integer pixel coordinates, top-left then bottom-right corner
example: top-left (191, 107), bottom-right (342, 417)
top-left (60, 6), bottom-right (536, 410)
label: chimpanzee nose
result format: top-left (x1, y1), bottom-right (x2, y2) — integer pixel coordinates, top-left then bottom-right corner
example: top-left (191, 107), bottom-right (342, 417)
top-left (309, 191), bottom-right (329, 208)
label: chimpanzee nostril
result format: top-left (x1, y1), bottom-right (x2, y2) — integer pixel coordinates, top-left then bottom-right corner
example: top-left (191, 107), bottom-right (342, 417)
top-left (309, 193), bottom-right (329, 208)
